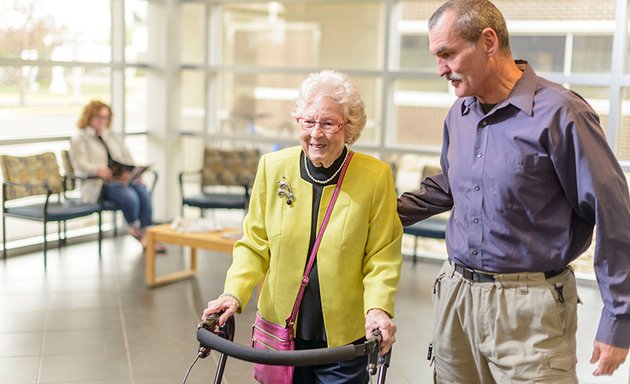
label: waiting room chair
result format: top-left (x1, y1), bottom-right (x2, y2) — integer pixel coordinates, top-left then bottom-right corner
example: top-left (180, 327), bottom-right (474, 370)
top-left (402, 164), bottom-right (449, 266)
top-left (179, 148), bottom-right (260, 217)
top-left (1, 152), bottom-right (102, 269)
top-left (60, 149), bottom-right (158, 236)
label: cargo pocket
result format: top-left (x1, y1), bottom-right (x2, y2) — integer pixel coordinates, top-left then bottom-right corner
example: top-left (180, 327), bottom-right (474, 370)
top-left (535, 350), bottom-right (578, 383)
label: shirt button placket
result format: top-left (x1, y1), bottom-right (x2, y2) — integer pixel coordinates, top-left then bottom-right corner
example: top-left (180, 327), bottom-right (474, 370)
top-left (469, 119), bottom-right (488, 263)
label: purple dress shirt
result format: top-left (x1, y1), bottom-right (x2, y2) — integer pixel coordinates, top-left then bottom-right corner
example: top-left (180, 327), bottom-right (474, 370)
top-left (398, 62), bottom-right (630, 348)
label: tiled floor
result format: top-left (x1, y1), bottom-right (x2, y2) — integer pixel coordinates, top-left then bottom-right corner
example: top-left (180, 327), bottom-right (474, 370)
top-left (0, 232), bottom-right (628, 384)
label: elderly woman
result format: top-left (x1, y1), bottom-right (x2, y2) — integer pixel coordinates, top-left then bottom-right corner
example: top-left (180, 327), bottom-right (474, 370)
top-left (70, 100), bottom-right (161, 250)
top-left (202, 70), bottom-right (402, 384)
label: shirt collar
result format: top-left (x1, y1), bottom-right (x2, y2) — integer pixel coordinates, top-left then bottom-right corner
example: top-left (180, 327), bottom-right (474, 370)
top-left (506, 60), bottom-right (536, 116)
top-left (461, 60), bottom-right (537, 117)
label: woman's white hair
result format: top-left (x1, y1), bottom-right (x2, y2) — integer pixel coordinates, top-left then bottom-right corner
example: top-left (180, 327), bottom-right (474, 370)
top-left (291, 70), bottom-right (366, 145)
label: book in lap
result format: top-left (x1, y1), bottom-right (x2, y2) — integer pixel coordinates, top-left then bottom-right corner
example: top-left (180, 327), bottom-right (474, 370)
top-left (128, 165), bottom-right (150, 183)
top-left (110, 159), bottom-right (150, 183)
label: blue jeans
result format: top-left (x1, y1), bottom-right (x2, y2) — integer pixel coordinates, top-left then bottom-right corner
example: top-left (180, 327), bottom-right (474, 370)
top-left (104, 181), bottom-right (153, 229)
top-left (293, 338), bottom-right (368, 384)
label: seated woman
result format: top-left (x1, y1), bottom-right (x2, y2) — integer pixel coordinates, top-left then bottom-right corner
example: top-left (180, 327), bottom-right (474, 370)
top-left (70, 100), bottom-right (162, 251)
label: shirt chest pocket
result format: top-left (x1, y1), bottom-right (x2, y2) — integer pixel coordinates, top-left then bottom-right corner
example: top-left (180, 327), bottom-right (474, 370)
top-left (485, 155), bottom-right (556, 211)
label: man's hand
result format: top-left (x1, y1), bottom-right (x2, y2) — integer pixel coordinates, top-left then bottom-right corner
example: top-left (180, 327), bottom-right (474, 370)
top-left (590, 340), bottom-right (628, 375)
top-left (365, 308), bottom-right (397, 356)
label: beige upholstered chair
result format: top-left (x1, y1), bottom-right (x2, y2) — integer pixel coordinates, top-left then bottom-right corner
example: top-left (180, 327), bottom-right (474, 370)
top-left (1, 152), bottom-right (102, 269)
top-left (178, 148), bottom-right (260, 217)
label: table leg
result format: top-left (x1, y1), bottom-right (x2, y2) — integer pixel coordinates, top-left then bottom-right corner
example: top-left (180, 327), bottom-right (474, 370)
top-left (149, 240), bottom-right (197, 288)
top-left (145, 230), bottom-right (156, 286)
top-left (190, 247), bottom-right (197, 272)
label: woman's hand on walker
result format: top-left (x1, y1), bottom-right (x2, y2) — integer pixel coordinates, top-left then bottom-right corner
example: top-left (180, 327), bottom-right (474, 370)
top-left (365, 308), bottom-right (397, 356)
top-left (202, 295), bottom-right (240, 326)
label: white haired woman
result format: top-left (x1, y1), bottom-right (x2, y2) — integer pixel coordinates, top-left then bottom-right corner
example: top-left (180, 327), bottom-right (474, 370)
top-left (202, 70), bottom-right (402, 384)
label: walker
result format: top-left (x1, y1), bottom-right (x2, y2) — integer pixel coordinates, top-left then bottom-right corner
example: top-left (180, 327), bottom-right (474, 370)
top-left (186, 314), bottom-right (392, 384)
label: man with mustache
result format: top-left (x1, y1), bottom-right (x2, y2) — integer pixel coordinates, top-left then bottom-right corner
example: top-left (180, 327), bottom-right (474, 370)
top-left (397, 0), bottom-right (630, 383)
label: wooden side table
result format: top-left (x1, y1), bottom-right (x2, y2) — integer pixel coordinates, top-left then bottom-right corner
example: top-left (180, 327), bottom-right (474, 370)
top-left (145, 223), bottom-right (239, 287)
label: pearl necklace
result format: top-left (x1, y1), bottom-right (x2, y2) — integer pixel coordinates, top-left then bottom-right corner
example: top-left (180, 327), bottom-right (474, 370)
top-left (303, 150), bottom-right (349, 185)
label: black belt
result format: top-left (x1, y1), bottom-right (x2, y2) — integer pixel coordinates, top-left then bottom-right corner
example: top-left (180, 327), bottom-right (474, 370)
top-left (452, 262), bottom-right (565, 283)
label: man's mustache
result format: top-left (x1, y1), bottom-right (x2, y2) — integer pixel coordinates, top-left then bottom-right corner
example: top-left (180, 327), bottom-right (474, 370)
top-left (446, 74), bottom-right (462, 81)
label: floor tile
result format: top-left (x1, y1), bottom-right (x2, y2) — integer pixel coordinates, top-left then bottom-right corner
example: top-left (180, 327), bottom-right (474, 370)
top-left (42, 329), bottom-right (126, 355)
top-left (45, 309), bottom-right (121, 332)
top-left (0, 312), bottom-right (46, 334)
top-left (0, 294), bottom-right (48, 314)
top-left (0, 356), bottom-right (39, 383)
top-left (0, 333), bottom-right (43, 357)
top-left (0, 235), bottom-right (629, 383)
top-left (38, 352), bottom-right (130, 383)
top-left (46, 292), bottom-right (118, 311)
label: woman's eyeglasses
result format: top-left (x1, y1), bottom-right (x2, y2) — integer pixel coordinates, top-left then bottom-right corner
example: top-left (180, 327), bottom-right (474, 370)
top-left (296, 118), bottom-right (345, 134)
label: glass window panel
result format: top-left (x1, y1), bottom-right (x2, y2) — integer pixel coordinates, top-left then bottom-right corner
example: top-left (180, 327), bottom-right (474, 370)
top-left (510, 36), bottom-right (565, 73)
top-left (618, 88), bottom-right (630, 161)
top-left (492, 1), bottom-right (615, 21)
top-left (126, 0), bottom-right (149, 63)
top-left (181, 2), bottom-right (206, 65)
top-left (0, 0), bottom-right (111, 62)
top-left (124, 135), bottom-right (148, 165)
top-left (181, 70), bottom-right (205, 133)
top-left (180, 136), bottom-right (205, 172)
top-left (572, 35), bottom-right (613, 74)
top-left (216, 72), bottom-right (382, 145)
top-left (570, 85), bottom-right (610, 141)
top-left (396, 1), bottom-right (434, 71)
top-left (627, 13), bottom-right (630, 75)
top-left (218, 72), bottom-right (305, 140)
top-left (398, 34), bottom-right (434, 71)
top-left (391, 78), bottom-right (453, 148)
top-left (398, 1), bottom-right (438, 20)
top-left (125, 67), bottom-right (147, 133)
top-left (571, 85), bottom-right (610, 100)
top-left (220, 2), bottom-right (384, 70)
top-left (0, 66), bottom-right (110, 138)
top-left (353, 76), bottom-right (383, 145)
top-left (390, 152), bottom-right (440, 194)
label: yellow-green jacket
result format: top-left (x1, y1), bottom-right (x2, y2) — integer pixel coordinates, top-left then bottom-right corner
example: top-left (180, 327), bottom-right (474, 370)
top-left (224, 146), bottom-right (402, 347)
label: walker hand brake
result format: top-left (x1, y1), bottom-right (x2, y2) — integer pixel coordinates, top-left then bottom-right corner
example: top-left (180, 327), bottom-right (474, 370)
top-left (196, 313), bottom-right (222, 358)
top-left (367, 330), bottom-right (382, 375)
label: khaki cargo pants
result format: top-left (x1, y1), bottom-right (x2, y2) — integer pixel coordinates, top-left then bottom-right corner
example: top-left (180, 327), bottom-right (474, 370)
top-left (430, 260), bottom-right (579, 384)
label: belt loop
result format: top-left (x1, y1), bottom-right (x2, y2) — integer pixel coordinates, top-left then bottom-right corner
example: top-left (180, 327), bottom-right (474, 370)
top-left (448, 260), bottom-right (456, 279)
top-left (494, 273), bottom-right (504, 288)
top-left (518, 273), bottom-right (528, 294)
